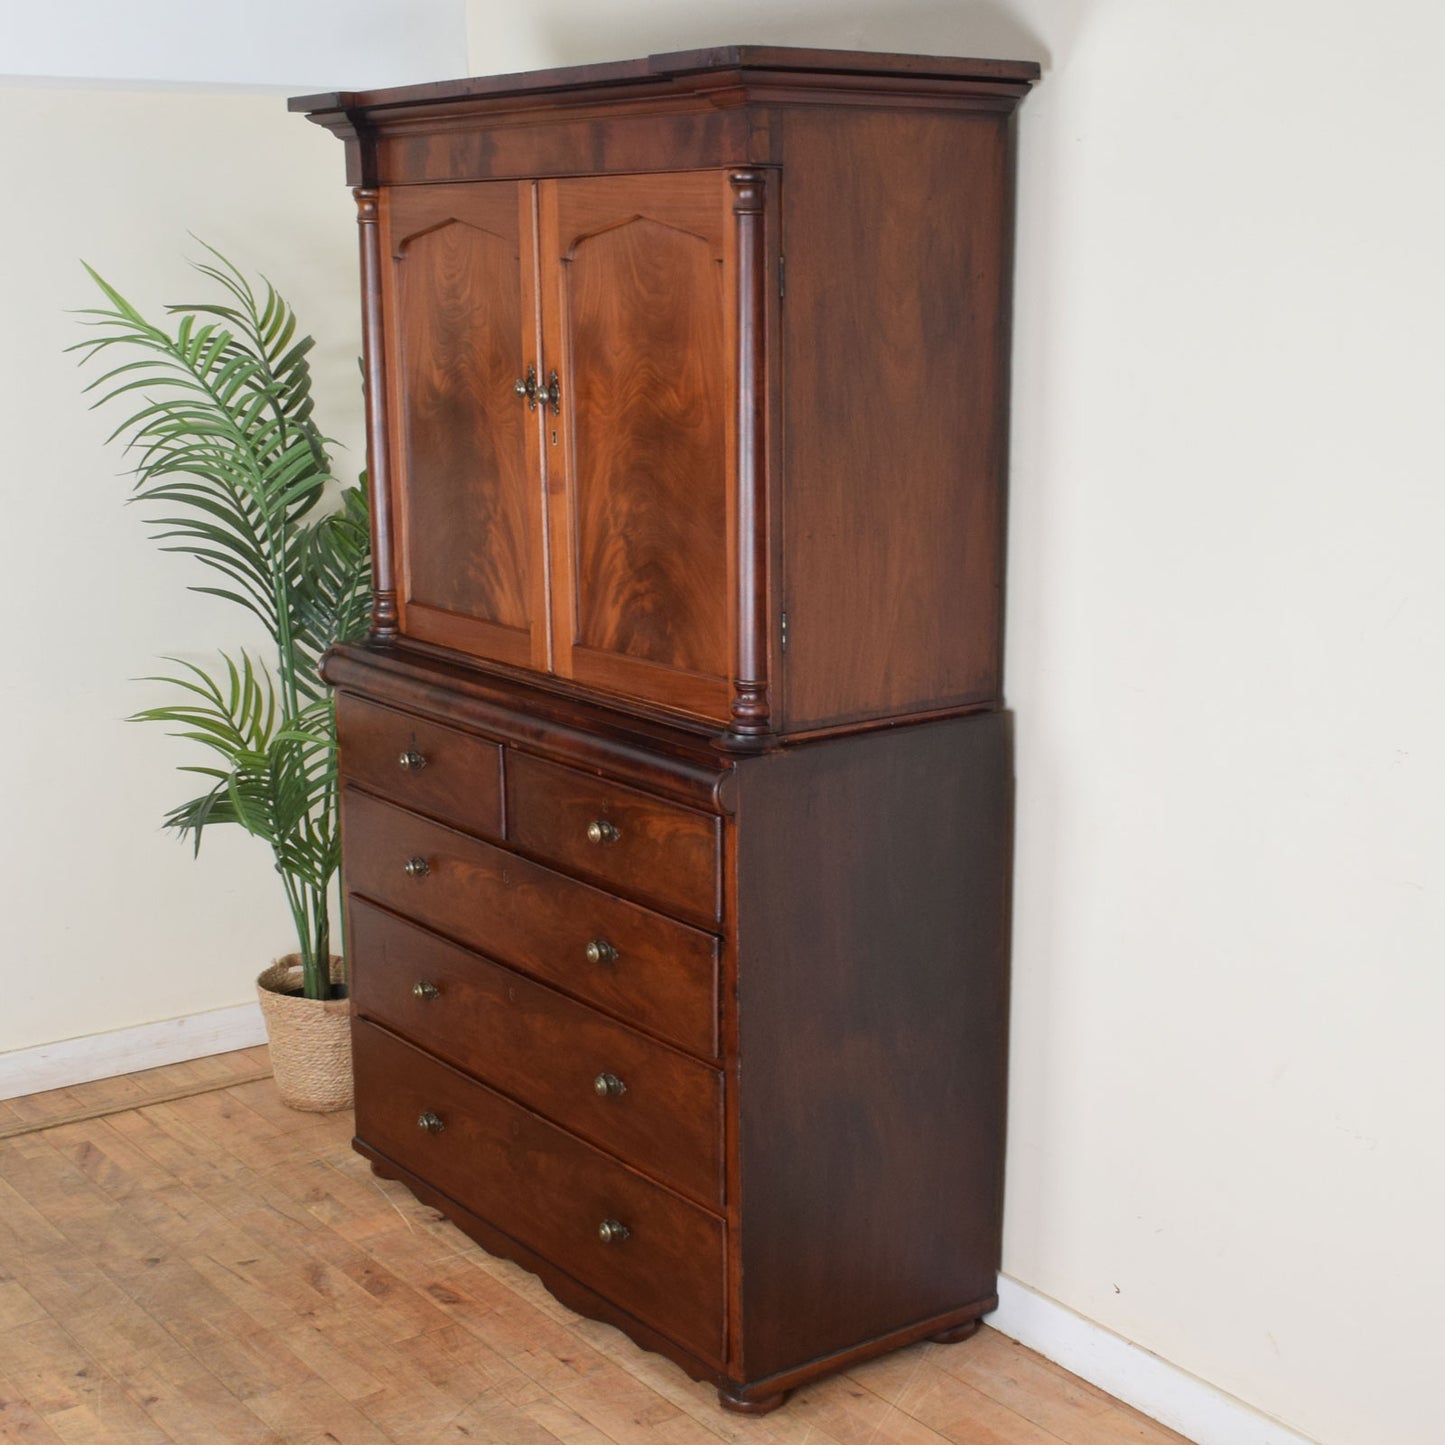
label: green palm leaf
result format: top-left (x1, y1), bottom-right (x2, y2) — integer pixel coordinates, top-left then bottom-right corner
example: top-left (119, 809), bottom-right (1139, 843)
top-left (73, 248), bottom-right (370, 999)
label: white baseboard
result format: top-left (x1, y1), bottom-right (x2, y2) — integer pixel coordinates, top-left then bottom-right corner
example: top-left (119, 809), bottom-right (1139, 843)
top-left (991, 1276), bottom-right (1319, 1445)
top-left (0, 1003), bottom-right (268, 1101)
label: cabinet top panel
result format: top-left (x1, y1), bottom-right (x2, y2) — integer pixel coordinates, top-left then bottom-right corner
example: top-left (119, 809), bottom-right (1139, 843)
top-left (289, 44), bottom-right (1040, 118)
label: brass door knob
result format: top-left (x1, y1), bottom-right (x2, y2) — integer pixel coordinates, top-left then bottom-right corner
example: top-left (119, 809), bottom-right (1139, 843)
top-left (586, 819), bottom-right (620, 845)
top-left (398, 750), bottom-right (427, 771)
top-left (417, 1111), bottom-right (444, 1134)
top-left (412, 980), bottom-right (439, 1001)
top-left (585, 939), bottom-right (618, 965)
top-left (403, 856), bottom-right (430, 878)
top-left (593, 1072), bottom-right (627, 1099)
top-left (597, 1219), bottom-right (630, 1245)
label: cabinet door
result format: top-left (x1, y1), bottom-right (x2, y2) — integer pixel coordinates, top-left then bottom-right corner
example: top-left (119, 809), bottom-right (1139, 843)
top-left (539, 173), bottom-right (733, 721)
top-left (383, 183), bottom-right (549, 670)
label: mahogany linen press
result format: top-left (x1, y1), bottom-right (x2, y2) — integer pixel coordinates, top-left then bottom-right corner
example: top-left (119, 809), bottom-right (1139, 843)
top-left (292, 45), bottom-right (1038, 1413)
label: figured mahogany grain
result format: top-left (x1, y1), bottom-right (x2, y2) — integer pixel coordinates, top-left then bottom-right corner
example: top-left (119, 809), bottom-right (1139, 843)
top-left (506, 751), bottom-right (721, 927)
top-left (349, 900), bottom-right (724, 1205)
top-left (341, 787), bottom-right (720, 1058)
top-left (541, 173), bottom-right (731, 714)
top-left (335, 692), bottom-right (503, 837)
top-left (386, 182), bottom-right (544, 668)
top-left (352, 1019), bottom-right (726, 1364)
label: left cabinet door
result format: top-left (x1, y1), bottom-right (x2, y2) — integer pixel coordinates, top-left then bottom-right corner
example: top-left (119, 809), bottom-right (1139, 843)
top-left (382, 182), bottom-right (550, 671)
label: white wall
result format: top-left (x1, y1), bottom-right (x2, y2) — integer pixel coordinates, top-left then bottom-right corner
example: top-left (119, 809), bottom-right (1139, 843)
top-left (1, 0), bottom-right (468, 89)
top-left (0, 86), bottom-right (360, 1051)
top-left (0, 5), bottom-right (470, 1054)
top-left (1004, 11), bottom-right (1443, 1445)
top-left (5, 5), bottom-right (1442, 1445)
top-left (460, 6), bottom-right (1441, 1445)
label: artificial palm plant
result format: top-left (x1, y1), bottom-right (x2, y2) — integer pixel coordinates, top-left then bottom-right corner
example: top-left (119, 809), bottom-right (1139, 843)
top-left (72, 248), bottom-right (369, 1002)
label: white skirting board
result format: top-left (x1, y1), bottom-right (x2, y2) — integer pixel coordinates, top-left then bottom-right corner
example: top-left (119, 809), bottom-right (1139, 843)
top-left (991, 1276), bottom-right (1320, 1445)
top-left (0, 1003), bottom-right (268, 1101)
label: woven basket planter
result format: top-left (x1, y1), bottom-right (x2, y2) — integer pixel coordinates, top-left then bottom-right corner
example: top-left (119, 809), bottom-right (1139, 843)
top-left (256, 954), bottom-right (352, 1112)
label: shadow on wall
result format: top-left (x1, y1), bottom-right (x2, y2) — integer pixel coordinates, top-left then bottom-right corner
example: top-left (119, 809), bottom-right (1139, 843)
top-left (522, 0), bottom-right (1053, 72)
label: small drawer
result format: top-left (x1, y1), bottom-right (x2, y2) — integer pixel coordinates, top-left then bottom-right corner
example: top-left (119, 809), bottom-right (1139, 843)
top-left (337, 693), bottom-right (502, 838)
top-left (507, 752), bottom-right (721, 927)
top-left (349, 901), bottom-right (724, 1206)
top-left (341, 788), bottom-right (720, 1058)
top-left (353, 1020), bottom-right (725, 1365)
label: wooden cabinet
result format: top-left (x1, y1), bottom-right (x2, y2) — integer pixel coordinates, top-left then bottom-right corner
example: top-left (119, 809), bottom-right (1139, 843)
top-left (297, 45), bottom-right (1036, 1412)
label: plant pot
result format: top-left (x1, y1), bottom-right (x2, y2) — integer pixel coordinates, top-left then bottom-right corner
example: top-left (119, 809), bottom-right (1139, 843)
top-left (256, 954), bottom-right (352, 1112)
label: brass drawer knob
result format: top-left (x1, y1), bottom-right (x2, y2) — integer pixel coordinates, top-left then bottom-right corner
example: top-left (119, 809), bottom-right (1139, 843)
top-left (417, 1111), bottom-right (444, 1134)
top-left (593, 1072), bottom-right (627, 1099)
top-left (597, 1219), bottom-right (630, 1245)
top-left (412, 980), bottom-right (439, 1001)
top-left (586, 819), bottom-right (620, 845)
top-left (403, 856), bottom-right (430, 878)
top-left (398, 749), bottom-right (427, 771)
top-left (585, 939), bottom-right (618, 965)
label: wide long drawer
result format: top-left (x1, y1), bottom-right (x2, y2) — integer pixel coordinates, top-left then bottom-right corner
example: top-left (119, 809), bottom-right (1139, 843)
top-left (349, 900), bottom-right (724, 1206)
top-left (341, 787), bottom-right (720, 1058)
top-left (354, 1019), bottom-right (725, 1365)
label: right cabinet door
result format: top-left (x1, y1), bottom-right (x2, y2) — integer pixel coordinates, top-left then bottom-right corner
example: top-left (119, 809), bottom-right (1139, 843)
top-left (539, 173), bottom-right (735, 723)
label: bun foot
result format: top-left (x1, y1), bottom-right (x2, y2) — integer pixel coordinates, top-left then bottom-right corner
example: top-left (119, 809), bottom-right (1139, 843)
top-left (718, 1386), bottom-right (788, 1415)
top-left (369, 1159), bottom-right (400, 1181)
top-left (929, 1319), bottom-right (982, 1345)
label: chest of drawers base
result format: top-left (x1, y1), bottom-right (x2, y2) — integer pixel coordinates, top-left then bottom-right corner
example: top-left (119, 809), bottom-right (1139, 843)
top-left (333, 645), bottom-right (1012, 1412)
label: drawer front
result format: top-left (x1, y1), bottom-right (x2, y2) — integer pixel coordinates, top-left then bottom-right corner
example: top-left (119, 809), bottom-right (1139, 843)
top-left (350, 901), bottom-right (723, 1205)
top-left (354, 1020), bottom-right (725, 1364)
top-left (337, 693), bottom-right (503, 837)
top-left (507, 752), bottom-right (721, 927)
top-left (342, 788), bottom-right (719, 1058)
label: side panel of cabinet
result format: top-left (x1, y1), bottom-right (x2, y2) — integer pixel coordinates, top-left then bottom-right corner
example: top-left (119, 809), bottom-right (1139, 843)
top-left (382, 182), bottom-right (550, 670)
top-left (733, 714), bottom-right (1013, 1379)
top-left (779, 110), bottom-right (1013, 730)
top-left (539, 172), bottom-right (734, 722)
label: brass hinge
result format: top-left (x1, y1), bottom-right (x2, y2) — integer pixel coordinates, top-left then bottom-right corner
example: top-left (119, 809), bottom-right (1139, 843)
top-left (781, 611), bottom-right (789, 652)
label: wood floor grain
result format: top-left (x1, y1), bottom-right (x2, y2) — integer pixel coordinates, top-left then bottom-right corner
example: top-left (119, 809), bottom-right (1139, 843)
top-left (0, 1051), bottom-right (1194, 1445)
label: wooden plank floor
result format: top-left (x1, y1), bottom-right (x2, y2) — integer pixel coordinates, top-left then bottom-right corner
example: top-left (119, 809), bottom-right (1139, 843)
top-left (0, 1049), bottom-right (1195, 1445)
